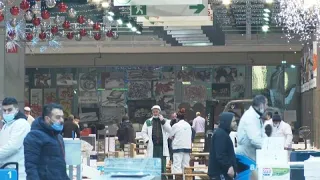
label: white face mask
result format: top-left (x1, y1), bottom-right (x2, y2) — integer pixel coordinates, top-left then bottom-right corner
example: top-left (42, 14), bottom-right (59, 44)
top-left (273, 123), bottom-right (280, 128)
top-left (153, 116), bottom-right (159, 119)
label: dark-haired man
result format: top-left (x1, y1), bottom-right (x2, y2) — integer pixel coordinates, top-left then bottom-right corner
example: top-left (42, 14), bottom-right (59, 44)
top-left (0, 97), bottom-right (30, 180)
top-left (117, 115), bottom-right (136, 149)
top-left (24, 103), bottom-right (69, 180)
top-left (63, 114), bottom-right (80, 138)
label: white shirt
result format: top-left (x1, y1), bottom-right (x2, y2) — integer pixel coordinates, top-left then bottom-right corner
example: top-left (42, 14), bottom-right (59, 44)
top-left (27, 115), bottom-right (35, 125)
top-left (170, 120), bottom-right (192, 150)
top-left (269, 121), bottom-right (293, 148)
top-left (0, 118), bottom-right (30, 180)
top-left (192, 116), bottom-right (205, 133)
top-left (236, 106), bottom-right (266, 161)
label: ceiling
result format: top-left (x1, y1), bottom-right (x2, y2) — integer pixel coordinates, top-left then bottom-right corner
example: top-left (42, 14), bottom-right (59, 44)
top-left (32, 0), bottom-right (300, 48)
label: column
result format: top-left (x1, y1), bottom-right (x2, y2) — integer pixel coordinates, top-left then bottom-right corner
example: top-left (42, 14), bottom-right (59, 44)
top-left (0, 5), bottom-right (25, 110)
top-left (245, 0), bottom-right (251, 40)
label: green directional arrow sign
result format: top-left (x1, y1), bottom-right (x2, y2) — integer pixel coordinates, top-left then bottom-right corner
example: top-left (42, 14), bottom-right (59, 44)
top-left (189, 4), bottom-right (205, 14)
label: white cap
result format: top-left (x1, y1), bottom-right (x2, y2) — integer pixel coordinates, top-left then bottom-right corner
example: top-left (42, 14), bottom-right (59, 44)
top-left (24, 107), bottom-right (31, 112)
top-left (151, 105), bottom-right (161, 111)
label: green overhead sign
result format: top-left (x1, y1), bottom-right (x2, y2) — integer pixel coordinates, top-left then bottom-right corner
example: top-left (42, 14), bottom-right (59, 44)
top-left (189, 4), bottom-right (205, 14)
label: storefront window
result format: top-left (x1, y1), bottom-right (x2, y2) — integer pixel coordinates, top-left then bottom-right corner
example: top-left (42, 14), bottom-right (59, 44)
top-left (252, 66), bottom-right (285, 110)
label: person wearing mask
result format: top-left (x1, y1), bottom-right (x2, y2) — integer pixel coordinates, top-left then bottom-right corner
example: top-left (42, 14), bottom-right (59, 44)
top-left (24, 103), bottom-right (69, 180)
top-left (24, 106), bottom-right (35, 125)
top-left (270, 114), bottom-right (293, 149)
top-left (236, 95), bottom-right (268, 161)
top-left (264, 111), bottom-right (273, 126)
top-left (62, 114), bottom-right (80, 138)
top-left (141, 105), bottom-right (172, 174)
top-left (168, 112), bottom-right (177, 163)
top-left (117, 115), bottom-right (136, 149)
top-left (192, 112), bottom-right (206, 133)
top-left (170, 108), bottom-right (193, 174)
top-left (208, 112), bottom-right (237, 180)
top-left (0, 97), bottom-right (30, 180)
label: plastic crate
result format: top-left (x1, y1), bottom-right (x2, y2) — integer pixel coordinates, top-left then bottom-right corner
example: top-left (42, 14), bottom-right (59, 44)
top-left (235, 154), bottom-right (256, 180)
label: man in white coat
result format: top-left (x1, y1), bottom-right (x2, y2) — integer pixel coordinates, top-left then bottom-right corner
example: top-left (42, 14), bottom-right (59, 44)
top-left (170, 108), bottom-right (192, 174)
top-left (270, 114), bottom-right (293, 149)
top-left (141, 105), bottom-right (172, 174)
top-left (236, 95), bottom-right (268, 161)
top-left (0, 97), bottom-right (30, 180)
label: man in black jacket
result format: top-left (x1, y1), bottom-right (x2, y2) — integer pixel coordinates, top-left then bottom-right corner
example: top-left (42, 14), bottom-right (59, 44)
top-left (208, 112), bottom-right (238, 180)
top-left (62, 115), bottom-right (80, 138)
top-left (117, 115), bottom-right (136, 149)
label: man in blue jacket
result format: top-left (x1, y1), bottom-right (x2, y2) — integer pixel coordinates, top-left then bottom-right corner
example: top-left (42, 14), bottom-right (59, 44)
top-left (208, 112), bottom-right (238, 180)
top-left (24, 103), bottom-right (69, 180)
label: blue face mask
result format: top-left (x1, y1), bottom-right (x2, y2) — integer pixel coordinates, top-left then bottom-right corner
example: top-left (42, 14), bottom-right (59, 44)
top-left (51, 122), bottom-right (63, 131)
top-left (3, 113), bottom-right (16, 124)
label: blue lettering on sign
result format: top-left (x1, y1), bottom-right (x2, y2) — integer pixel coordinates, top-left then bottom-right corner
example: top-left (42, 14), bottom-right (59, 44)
top-left (0, 169), bottom-right (18, 180)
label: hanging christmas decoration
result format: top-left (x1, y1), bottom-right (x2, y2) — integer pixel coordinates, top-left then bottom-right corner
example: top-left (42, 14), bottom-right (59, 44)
top-left (106, 30), bottom-right (113, 38)
top-left (54, 15), bottom-right (61, 24)
top-left (93, 22), bottom-right (100, 31)
top-left (10, 18), bottom-right (17, 27)
top-left (277, 0), bottom-right (320, 42)
top-left (19, 0), bottom-right (30, 11)
top-left (66, 32), bottom-right (74, 39)
top-left (32, 16), bottom-right (41, 26)
top-left (74, 33), bottom-right (82, 41)
top-left (58, 2), bottom-right (68, 12)
top-left (0, 1), bottom-right (4, 11)
top-left (51, 26), bottom-right (59, 35)
top-left (68, 8), bottom-right (77, 18)
top-left (31, 4), bottom-right (40, 14)
top-left (112, 31), bottom-right (119, 40)
top-left (24, 10), bottom-right (33, 21)
top-left (94, 32), bottom-right (101, 40)
top-left (79, 28), bottom-right (87, 36)
top-left (62, 20), bottom-right (71, 29)
top-left (39, 31), bottom-right (47, 40)
top-left (0, 13), bottom-right (4, 22)
top-left (25, 33), bottom-right (33, 41)
top-left (41, 10), bottom-right (50, 20)
top-left (10, 6), bottom-right (20, 16)
top-left (77, 15), bottom-right (85, 24)
top-left (46, 0), bottom-right (56, 8)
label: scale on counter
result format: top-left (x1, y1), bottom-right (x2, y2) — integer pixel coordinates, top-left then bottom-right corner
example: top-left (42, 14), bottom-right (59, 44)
top-left (299, 126), bottom-right (311, 149)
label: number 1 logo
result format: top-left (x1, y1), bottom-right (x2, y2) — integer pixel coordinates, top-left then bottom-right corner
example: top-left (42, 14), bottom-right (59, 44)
top-left (7, 171), bottom-right (12, 179)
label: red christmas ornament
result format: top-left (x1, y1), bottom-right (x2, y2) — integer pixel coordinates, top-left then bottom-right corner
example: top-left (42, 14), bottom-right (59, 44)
top-left (25, 33), bottom-right (33, 41)
top-left (66, 32), bottom-right (74, 40)
top-left (77, 15), bottom-right (85, 24)
top-left (79, 29), bottom-right (87, 36)
top-left (106, 30), bottom-right (113, 38)
top-left (94, 33), bottom-right (101, 41)
top-left (51, 26), bottom-right (59, 35)
top-left (8, 30), bottom-right (16, 39)
top-left (62, 20), bottom-right (70, 29)
top-left (32, 17), bottom-right (41, 26)
top-left (0, 13), bottom-right (4, 22)
top-left (39, 31), bottom-right (46, 40)
top-left (10, 6), bottom-right (20, 16)
top-left (58, 2), bottom-right (68, 12)
top-left (92, 22), bottom-right (100, 31)
top-left (41, 10), bottom-right (50, 20)
top-left (20, 0), bottom-right (30, 10)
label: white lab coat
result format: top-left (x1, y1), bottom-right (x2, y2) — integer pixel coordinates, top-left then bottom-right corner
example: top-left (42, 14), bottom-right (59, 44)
top-left (236, 106), bottom-right (266, 161)
top-left (0, 118), bottom-right (30, 180)
top-left (266, 121), bottom-right (293, 148)
top-left (141, 118), bottom-right (172, 157)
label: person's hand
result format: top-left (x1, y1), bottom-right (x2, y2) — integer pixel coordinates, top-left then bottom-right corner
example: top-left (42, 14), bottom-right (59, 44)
top-left (227, 166), bottom-right (235, 178)
top-left (159, 115), bottom-right (164, 121)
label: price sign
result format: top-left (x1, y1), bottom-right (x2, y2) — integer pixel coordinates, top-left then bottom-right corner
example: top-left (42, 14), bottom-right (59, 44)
top-left (0, 169), bottom-right (18, 180)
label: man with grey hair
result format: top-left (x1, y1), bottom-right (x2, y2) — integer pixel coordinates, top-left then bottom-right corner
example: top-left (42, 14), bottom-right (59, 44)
top-left (236, 95), bottom-right (268, 161)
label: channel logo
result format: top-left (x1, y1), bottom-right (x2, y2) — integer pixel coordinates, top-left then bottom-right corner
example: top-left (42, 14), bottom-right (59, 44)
top-left (262, 168), bottom-right (272, 176)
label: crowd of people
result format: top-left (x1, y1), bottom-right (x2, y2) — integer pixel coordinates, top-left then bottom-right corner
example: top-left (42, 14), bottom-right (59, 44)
top-left (0, 94), bottom-right (293, 180)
